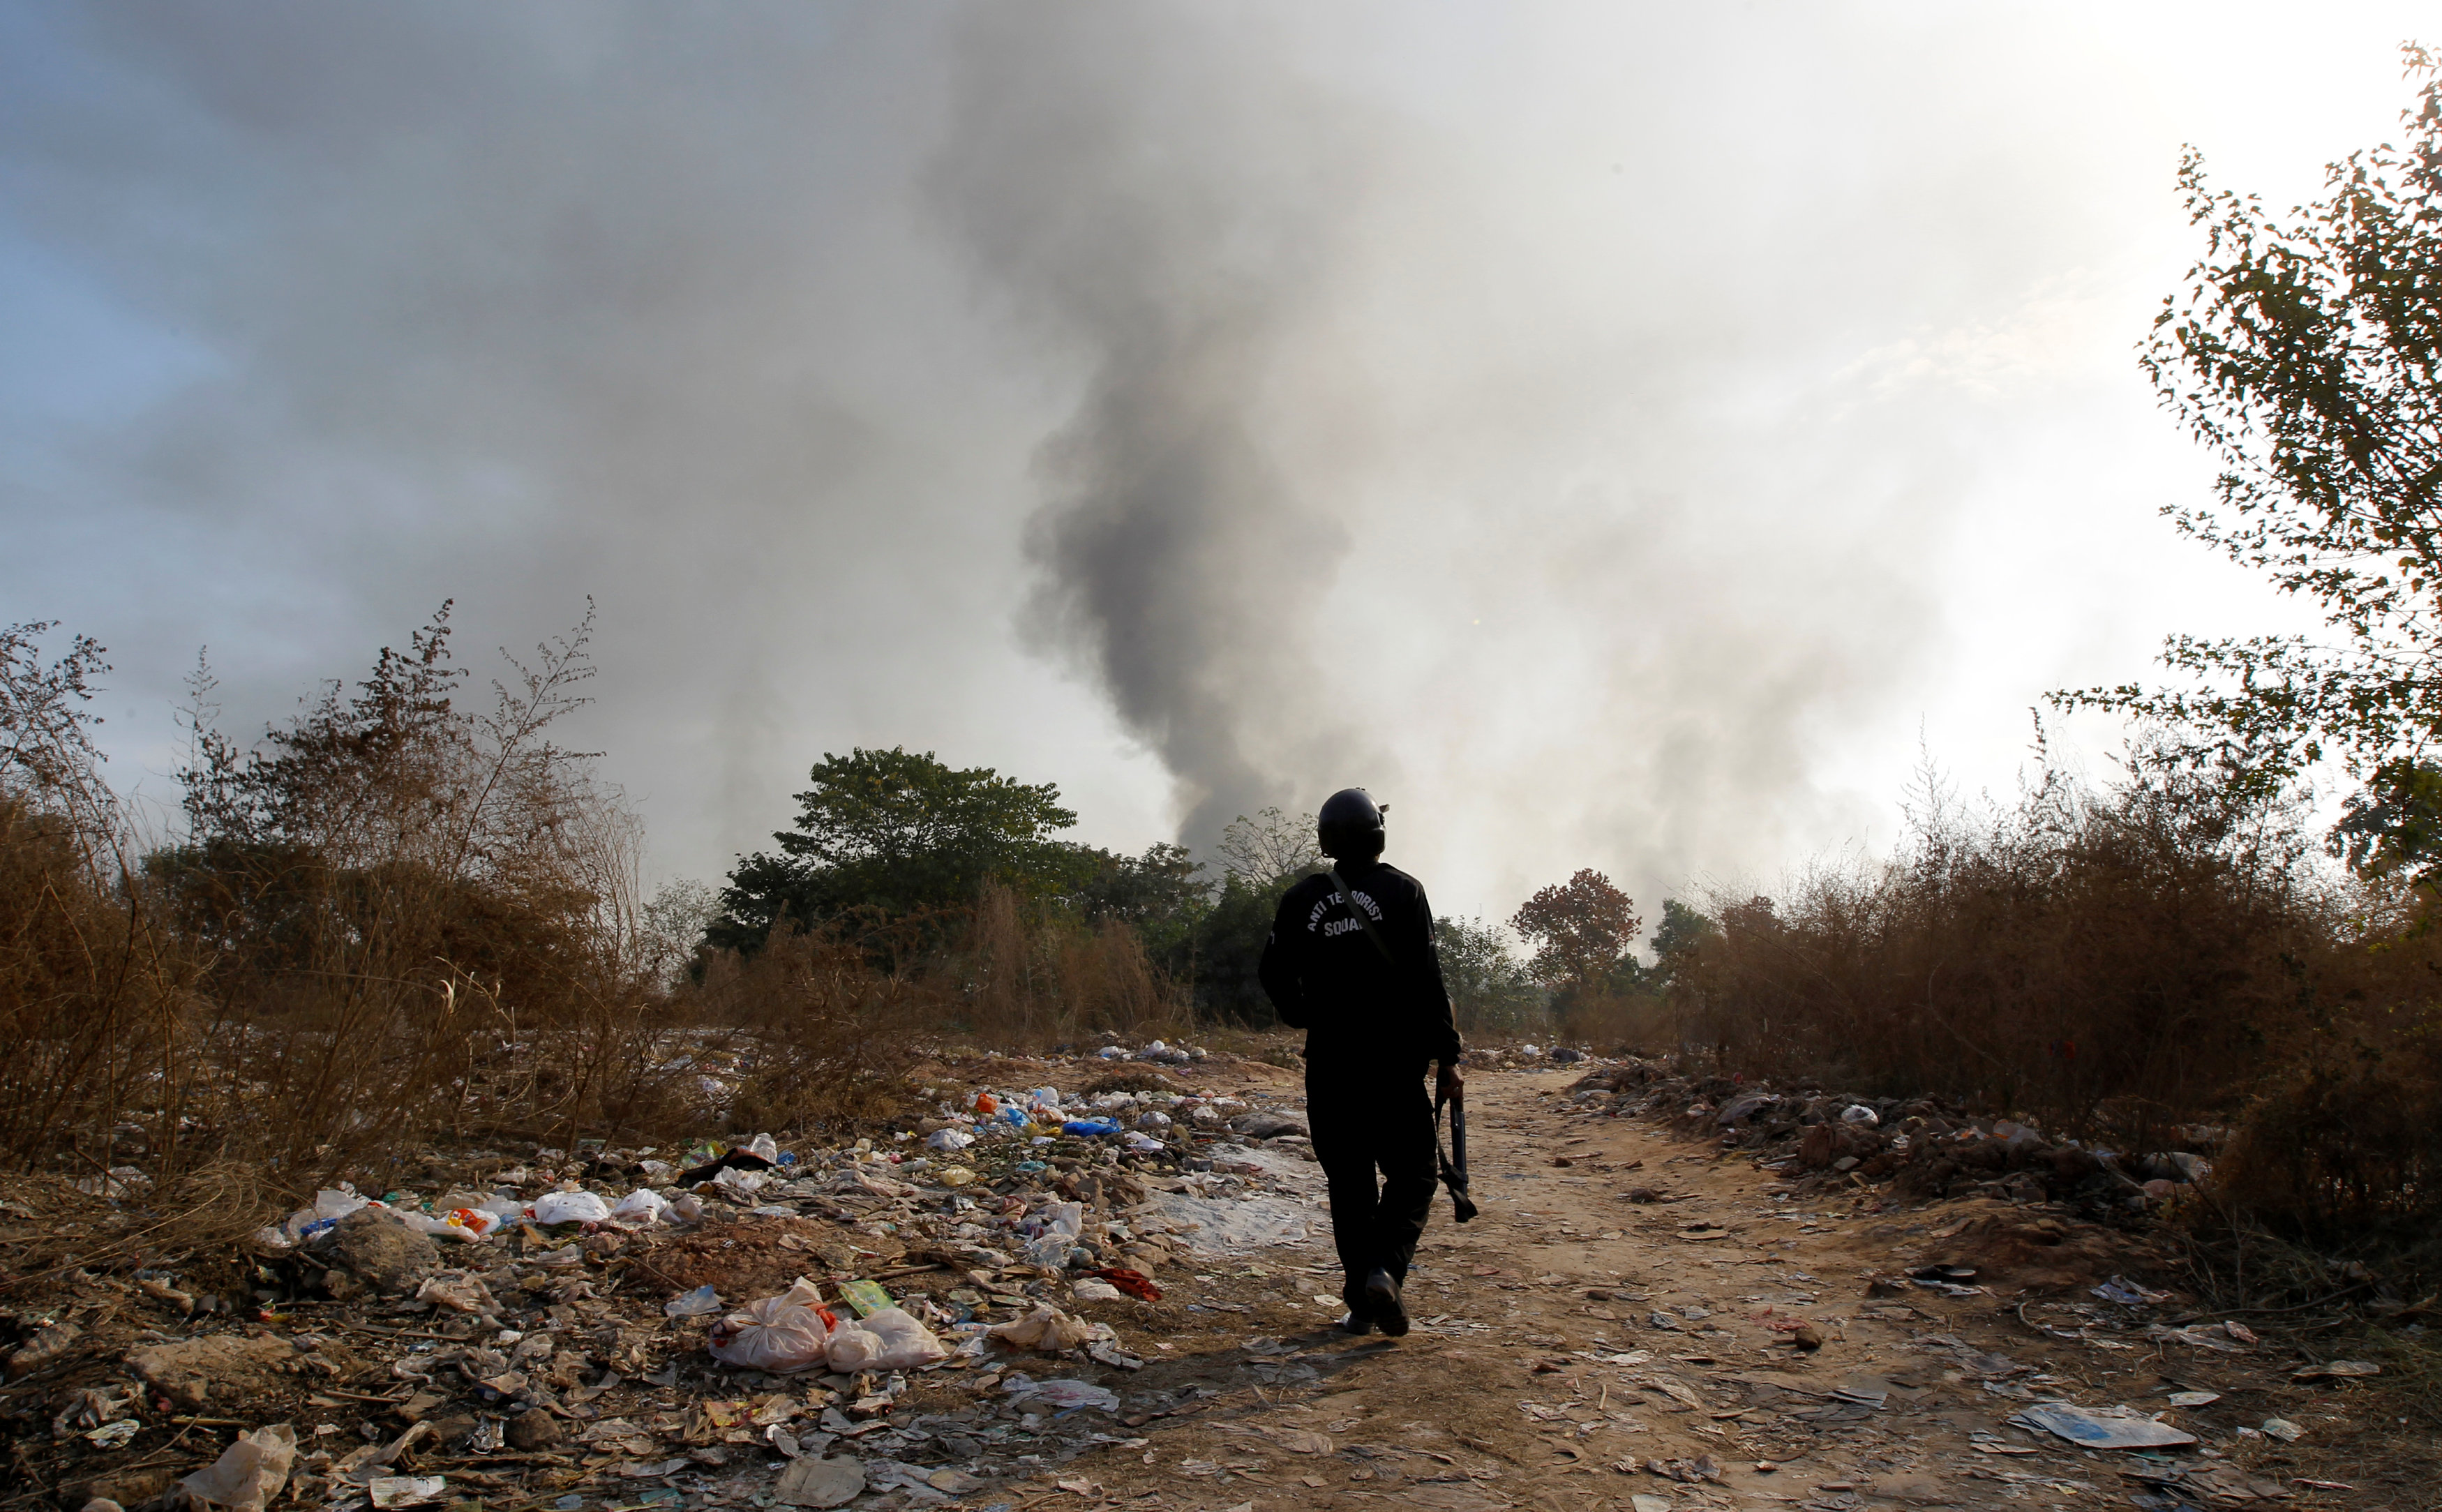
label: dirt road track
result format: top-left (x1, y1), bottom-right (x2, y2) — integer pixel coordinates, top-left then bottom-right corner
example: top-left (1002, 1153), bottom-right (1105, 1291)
top-left (1047, 1065), bottom-right (2383, 1512)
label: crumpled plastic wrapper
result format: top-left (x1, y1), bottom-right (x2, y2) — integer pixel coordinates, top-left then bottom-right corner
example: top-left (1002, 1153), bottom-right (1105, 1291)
top-left (180, 1423), bottom-right (297, 1511)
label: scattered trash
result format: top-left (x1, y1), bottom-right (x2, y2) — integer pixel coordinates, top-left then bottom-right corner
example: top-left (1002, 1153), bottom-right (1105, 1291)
top-left (664, 1284), bottom-right (724, 1318)
top-left (2166, 1391), bottom-right (2221, 1407)
top-left (679, 1148), bottom-right (777, 1185)
top-left (2142, 1323), bottom-right (2246, 1353)
top-left (179, 1423), bottom-right (297, 1512)
top-left (825, 1308), bottom-right (947, 1372)
top-left (1088, 1266), bottom-right (1164, 1301)
top-left (2090, 1275), bottom-right (2169, 1305)
top-left (2013, 1403), bottom-right (2198, 1450)
top-left (1010, 1379), bottom-right (1120, 1412)
top-left (989, 1305), bottom-right (1093, 1353)
top-left (835, 1278), bottom-right (894, 1317)
top-left (707, 1279), bottom-right (837, 1373)
top-left (2261, 1417), bottom-right (2305, 1442)
top-left (610, 1188), bottom-right (671, 1225)
top-left (1839, 1105), bottom-right (1880, 1127)
top-left (529, 1190), bottom-right (611, 1225)
top-left (2291, 1360), bottom-right (2379, 1382)
top-left (366, 1476), bottom-right (449, 1509)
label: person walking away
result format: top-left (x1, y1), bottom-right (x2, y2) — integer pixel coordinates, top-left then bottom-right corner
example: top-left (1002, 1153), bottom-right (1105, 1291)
top-left (1258, 788), bottom-right (1463, 1336)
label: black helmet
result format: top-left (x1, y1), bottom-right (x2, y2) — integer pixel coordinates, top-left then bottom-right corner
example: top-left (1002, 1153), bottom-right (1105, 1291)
top-left (1317, 787), bottom-right (1386, 860)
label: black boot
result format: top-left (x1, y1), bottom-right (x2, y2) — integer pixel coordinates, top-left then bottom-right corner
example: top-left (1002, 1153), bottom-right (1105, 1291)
top-left (1363, 1268), bottom-right (1408, 1337)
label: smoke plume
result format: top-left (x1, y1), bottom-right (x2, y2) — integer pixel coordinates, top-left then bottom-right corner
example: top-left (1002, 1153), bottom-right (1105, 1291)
top-left (932, 5), bottom-right (1388, 846)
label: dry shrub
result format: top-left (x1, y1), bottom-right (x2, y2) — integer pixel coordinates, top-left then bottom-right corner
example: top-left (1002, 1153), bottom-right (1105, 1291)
top-left (0, 796), bottom-right (202, 1177)
top-left (2214, 1028), bottom-right (2442, 1247)
top-left (1671, 740), bottom-right (2442, 1259)
top-left (687, 923), bottom-right (924, 1135)
top-left (1551, 989), bottom-right (1674, 1052)
top-left (141, 605), bottom-right (673, 1180)
top-left (0, 611), bottom-right (707, 1241)
top-left (943, 883), bottom-right (1184, 1049)
top-left (1674, 747), bottom-right (2379, 1148)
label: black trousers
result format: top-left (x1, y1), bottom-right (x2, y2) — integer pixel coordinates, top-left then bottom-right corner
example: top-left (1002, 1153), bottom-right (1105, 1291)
top-left (1305, 1068), bottom-right (1438, 1310)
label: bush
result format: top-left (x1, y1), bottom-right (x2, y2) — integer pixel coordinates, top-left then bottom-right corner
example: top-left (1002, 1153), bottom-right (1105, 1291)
top-left (1671, 741), bottom-right (2423, 1160)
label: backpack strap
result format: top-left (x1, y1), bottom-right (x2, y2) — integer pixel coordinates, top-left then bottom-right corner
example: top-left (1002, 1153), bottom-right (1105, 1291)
top-left (1326, 865), bottom-right (1396, 964)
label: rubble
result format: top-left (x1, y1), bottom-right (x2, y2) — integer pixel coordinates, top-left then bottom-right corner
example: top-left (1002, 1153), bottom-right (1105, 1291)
top-left (1561, 1057), bottom-right (2222, 1219)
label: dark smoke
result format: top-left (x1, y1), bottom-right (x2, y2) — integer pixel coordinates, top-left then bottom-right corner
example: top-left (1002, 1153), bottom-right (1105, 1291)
top-left (933, 4), bottom-right (1391, 847)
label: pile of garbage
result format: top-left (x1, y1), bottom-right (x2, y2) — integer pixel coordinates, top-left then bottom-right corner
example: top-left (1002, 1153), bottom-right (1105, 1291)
top-left (1088, 1038), bottom-right (1207, 1066)
top-left (1560, 1059), bottom-right (2223, 1213)
top-left (1, 1051), bottom-right (1330, 1512)
top-left (1462, 1042), bottom-right (1590, 1070)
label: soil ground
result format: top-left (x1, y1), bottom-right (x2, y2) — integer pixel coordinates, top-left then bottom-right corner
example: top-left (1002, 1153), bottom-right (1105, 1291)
top-left (8, 1058), bottom-right (2429, 1512)
top-left (1039, 1065), bottom-right (2428, 1512)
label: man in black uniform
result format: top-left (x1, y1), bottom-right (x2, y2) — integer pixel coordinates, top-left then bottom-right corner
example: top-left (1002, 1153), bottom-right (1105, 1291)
top-left (1257, 788), bottom-right (1462, 1337)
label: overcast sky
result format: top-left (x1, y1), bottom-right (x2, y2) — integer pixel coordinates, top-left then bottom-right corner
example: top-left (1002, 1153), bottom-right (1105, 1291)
top-left (1, 3), bottom-right (2425, 925)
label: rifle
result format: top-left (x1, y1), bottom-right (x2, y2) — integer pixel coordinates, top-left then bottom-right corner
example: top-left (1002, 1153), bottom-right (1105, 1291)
top-left (1435, 1073), bottom-right (1478, 1222)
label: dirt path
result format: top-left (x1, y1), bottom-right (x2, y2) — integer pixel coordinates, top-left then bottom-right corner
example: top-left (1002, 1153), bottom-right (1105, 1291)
top-left (1036, 1065), bottom-right (2321, 1512)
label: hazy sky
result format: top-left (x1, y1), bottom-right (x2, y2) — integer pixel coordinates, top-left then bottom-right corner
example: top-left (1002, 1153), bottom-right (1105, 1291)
top-left (1, 3), bottom-right (2425, 925)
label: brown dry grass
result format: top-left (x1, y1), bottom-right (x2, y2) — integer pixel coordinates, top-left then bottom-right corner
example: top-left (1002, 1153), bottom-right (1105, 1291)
top-left (1658, 744), bottom-right (2442, 1275)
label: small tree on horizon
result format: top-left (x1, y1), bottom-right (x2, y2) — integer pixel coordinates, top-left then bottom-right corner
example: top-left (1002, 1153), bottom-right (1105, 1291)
top-left (1510, 868), bottom-right (1643, 1008)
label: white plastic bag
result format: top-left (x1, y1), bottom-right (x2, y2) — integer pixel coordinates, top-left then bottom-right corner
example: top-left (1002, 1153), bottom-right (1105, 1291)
top-left (708, 1279), bottom-right (836, 1373)
top-left (181, 1423), bottom-right (297, 1511)
top-left (988, 1303), bottom-right (1092, 1353)
top-left (747, 1132), bottom-right (781, 1162)
top-left (924, 1128), bottom-right (975, 1153)
top-left (825, 1305), bottom-right (945, 1372)
top-left (610, 1188), bottom-right (671, 1225)
top-left (530, 1190), bottom-right (611, 1225)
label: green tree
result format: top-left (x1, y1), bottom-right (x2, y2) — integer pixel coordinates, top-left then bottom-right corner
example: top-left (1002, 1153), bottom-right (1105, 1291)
top-left (2061, 50), bottom-right (2442, 881)
top-left (1436, 915), bottom-right (1545, 1033)
top-left (710, 747), bottom-right (1086, 948)
top-left (1510, 868), bottom-right (1644, 1005)
top-left (1645, 898), bottom-right (1721, 991)
top-left (1072, 841), bottom-right (1208, 970)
